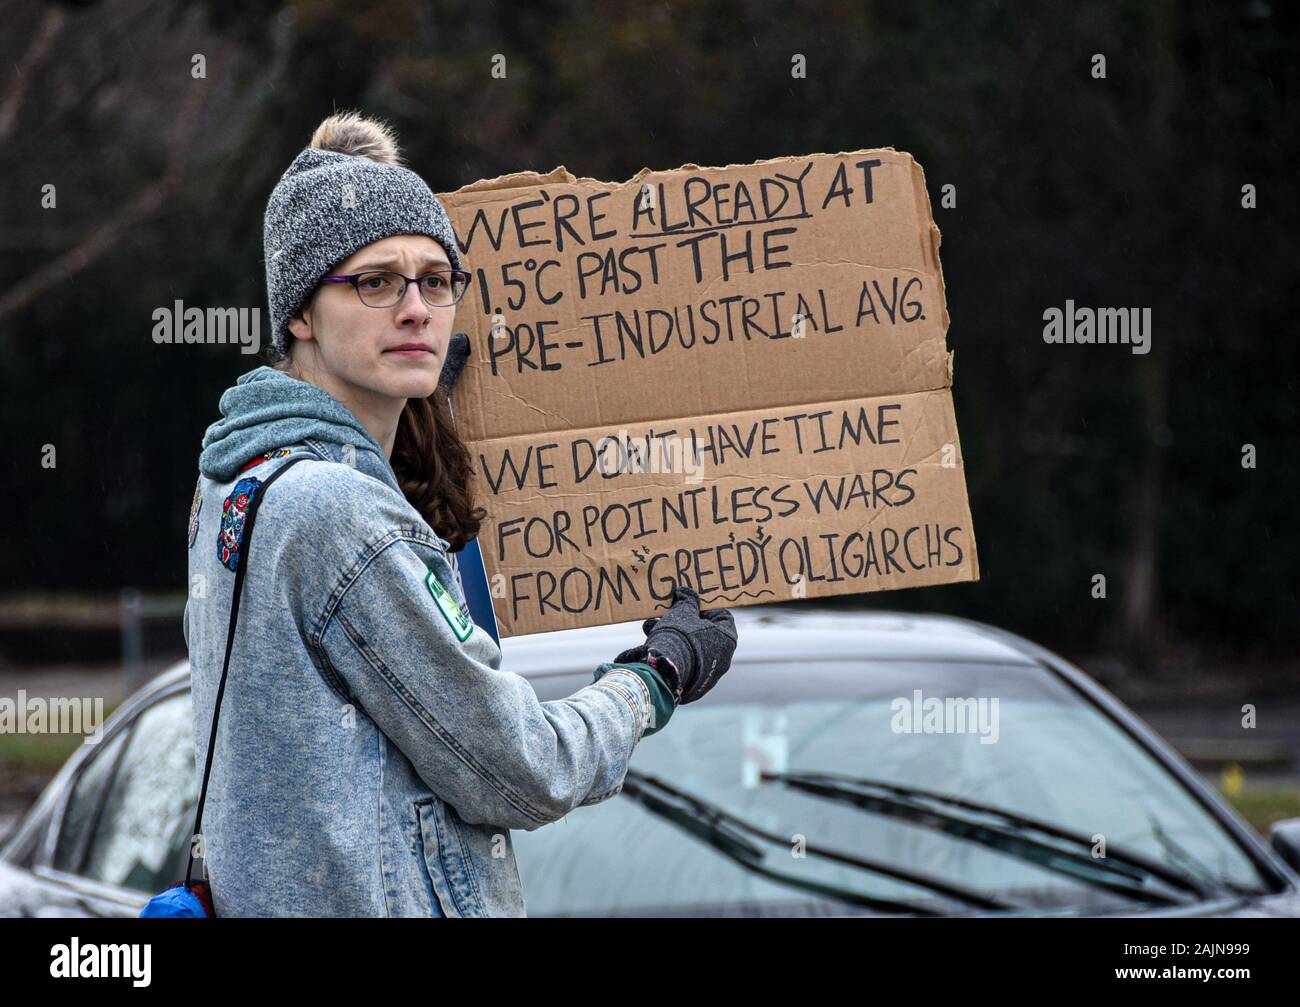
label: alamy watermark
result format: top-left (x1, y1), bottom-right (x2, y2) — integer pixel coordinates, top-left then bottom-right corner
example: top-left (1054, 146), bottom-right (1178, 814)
top-left (152, 300), bottom-right (261, 355)
top-left (0, 690), bottom-right (105, 744)
top-left (1042, 300), bottom-right (1151, 355)
top-left (593, 429), bottom-right (707, 483)
top-left (49, 938), bottom-right (150, 986)
top-left (890, 688), bottom-right (999, 744)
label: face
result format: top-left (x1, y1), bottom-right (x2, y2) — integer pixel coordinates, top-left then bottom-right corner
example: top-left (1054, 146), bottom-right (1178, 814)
top-left (285, 234), bottom-right (456, 409)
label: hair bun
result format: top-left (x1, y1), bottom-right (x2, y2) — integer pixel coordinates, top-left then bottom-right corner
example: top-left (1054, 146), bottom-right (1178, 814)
top-left (308, 110), bottom-right (402, 165)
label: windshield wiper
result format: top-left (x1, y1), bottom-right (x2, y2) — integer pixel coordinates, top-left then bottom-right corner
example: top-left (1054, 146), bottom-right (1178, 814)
top-left (1148, 817), bottom-right (1268, 898)
top-left (621, 769), bottom-right (1010, 915)
top-left (761, 770), bottom-right (1217, 906)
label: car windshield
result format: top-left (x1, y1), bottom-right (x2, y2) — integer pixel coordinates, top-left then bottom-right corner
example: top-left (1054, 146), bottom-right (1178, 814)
top-left (514, 659), bottom-right (1272, 916)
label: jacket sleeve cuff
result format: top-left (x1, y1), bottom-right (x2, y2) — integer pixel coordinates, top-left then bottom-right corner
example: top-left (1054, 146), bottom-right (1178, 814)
top-left (594, 661), bottom-right (677, 737)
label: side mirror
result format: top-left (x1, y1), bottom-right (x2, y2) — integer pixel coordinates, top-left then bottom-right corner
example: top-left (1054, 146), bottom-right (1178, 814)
top-left (1269, 818), bottom-right (1300, 874)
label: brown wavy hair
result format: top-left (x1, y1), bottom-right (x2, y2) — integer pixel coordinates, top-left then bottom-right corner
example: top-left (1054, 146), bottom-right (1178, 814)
top-left (389, 389), bottom-right (487, 552)
top-left (267, 111), bottom-right (486, 551)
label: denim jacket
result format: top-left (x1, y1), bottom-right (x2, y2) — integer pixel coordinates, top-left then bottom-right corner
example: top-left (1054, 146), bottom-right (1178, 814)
top-left (184, 367), bottom-right (673, 917)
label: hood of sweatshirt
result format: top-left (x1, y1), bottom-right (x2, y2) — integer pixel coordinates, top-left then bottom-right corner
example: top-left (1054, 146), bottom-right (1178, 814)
top-left (198, 366), bottom-right (401, 494)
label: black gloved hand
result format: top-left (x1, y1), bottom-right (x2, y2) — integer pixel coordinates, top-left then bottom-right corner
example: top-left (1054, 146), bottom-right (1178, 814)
top-left (437, 333), bottom-right (472, 396)
top-left (614, 585), bottom-right (737, 704)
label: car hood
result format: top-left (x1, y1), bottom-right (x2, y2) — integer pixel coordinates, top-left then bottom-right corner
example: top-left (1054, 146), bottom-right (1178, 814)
top-left (1107, 888), bottom-right (1300, 918)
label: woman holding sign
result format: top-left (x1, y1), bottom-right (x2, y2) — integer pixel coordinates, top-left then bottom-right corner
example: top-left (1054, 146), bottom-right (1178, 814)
top-left (179, 112), bottom-right (738, 917)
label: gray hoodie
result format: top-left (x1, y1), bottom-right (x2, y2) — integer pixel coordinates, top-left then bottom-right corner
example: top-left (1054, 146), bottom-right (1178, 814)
top-left (185, 366), bottom-right (664, 916)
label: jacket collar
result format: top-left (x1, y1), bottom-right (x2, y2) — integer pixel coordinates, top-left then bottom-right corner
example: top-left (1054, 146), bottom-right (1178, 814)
top-left (199, 366), bottom-right (402, 495)
top-left (300, 435), bottom-right (403, 495)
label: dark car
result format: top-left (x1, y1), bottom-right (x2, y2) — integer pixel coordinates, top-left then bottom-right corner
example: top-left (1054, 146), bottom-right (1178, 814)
top-left (3, 607), bottom-right (1298, 917)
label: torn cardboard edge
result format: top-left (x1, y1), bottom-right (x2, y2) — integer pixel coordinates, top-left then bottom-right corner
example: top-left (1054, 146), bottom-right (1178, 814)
top-left (447, 146), bottom-right (909, 198)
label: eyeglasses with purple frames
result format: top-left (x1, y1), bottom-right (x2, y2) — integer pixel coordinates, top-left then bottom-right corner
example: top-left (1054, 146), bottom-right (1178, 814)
top-left (319, 268), bottom-right (473, 309)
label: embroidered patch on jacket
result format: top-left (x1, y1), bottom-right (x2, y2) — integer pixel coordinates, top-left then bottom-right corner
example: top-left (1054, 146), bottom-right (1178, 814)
top-left (217, 477), bottom-right (262, 572)
top-left (187, 476), bottom-right (203, 549)
top-left (426, 569), bottom-right (473, 641)
top-left (238, 448), bottom-right (292, 475)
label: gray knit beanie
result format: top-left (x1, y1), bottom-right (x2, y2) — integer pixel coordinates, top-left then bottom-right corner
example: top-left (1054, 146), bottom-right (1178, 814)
top-left (262, 112), bottom-right (464, 358)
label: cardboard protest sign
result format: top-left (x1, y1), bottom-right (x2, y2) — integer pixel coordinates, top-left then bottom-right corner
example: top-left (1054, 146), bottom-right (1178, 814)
top-left (439, 149), bottom-right (978, 637)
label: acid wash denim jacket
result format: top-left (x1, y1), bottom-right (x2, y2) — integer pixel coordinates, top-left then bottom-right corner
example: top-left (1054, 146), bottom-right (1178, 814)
top-left (185, 366), bottom-right (674, 917)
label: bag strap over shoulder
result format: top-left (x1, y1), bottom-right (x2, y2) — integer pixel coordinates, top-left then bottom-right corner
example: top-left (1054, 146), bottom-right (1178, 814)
top-left (185, 454), bottom-right (308, 889)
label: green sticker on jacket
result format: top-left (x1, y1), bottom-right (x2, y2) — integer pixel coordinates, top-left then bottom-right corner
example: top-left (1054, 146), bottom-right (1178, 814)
top-left (426, 569), bottom-right (473, 642)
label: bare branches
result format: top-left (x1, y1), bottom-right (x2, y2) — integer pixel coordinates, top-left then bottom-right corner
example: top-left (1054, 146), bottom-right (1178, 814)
top-left (0, 5), bottom-right (68, 144)
top-left (0, 80), bottom-right (206, 323)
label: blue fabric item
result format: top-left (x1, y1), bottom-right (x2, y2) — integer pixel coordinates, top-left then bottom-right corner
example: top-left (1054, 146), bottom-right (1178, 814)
top-left (217, 476), bottom-right (262, 572)
top-left (456, 538), bottom-right (500, 646)
top-left (199, 366), bottom-right (400, 493)
top-left (140, 884), bottom-right (208, 918)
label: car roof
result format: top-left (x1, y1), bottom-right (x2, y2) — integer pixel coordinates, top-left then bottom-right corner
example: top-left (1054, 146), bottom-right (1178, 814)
top-left (502, 604), bottom-right (1040, 674)
top-left (144, 604), bottom-right (1040, 695)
